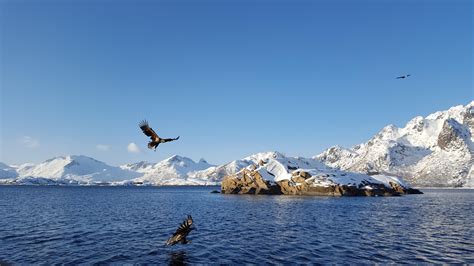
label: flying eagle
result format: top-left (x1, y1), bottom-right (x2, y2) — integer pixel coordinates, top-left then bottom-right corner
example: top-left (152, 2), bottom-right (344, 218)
top-left (396, 74), bottom-right (411, 79)
top-left (166, 215), bottom-right (195, 246)
top-left (139, 120), bottom-right (179, 151)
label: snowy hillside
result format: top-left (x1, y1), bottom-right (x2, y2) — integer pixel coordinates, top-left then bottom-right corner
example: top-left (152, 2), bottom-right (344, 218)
top-left (224, 151), bottom-right (408, 188)
top-left (1, 152), bottom-right (409, 187)
top-left (0, 162), bottom-right (18, 179)
top-left (188, 151), bottom-right (328, 182)
top-left (121, 155), bottom-right (216, 185)
top-left (190, 151), bottom-right (414, 192)
top-left (2, 155), bottom-right (140, 185)
top-left (316, 101), bottom-right (474, 187)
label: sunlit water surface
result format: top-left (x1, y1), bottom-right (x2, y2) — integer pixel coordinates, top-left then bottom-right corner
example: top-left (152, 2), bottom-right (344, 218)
top-left (0, 186), bottom-right (472, 264)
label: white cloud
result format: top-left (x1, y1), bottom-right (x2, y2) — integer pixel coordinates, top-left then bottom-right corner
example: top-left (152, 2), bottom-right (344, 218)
top-left (96, 144), bottom-right (110, 151)
top-left (127, 142), bottom-right (141, 153)
top-left (22, 136), bottom-right (39, 148)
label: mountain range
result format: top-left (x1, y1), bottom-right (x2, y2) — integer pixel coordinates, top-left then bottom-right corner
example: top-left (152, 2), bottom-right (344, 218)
top-left (316, 101), bottom-right (473, 187)
top-left (1, 101), bottom-right (472, 187)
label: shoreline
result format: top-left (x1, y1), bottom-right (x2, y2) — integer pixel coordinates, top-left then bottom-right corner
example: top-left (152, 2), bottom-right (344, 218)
top-left (1, 184), bottom-right (472, 189)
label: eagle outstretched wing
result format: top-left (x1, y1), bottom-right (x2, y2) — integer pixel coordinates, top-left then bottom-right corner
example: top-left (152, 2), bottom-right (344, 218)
top-left (166, 215), bottom-right (194, 246)
top-left (396, 74), bottom-right (411, 79)
top-left (139, 120), bottom-right (160, 142)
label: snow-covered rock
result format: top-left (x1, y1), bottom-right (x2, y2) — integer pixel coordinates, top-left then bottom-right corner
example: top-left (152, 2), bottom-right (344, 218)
top-left (190, 151), bottom-right (329, 182)
top-left (221, 153), bottom-right (421, 196)
top-left (316, 101), bottom-right (474, 187)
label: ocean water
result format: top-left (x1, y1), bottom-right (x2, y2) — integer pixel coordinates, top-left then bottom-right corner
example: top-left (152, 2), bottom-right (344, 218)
top-left (0, 186), bottom-right (472, 264)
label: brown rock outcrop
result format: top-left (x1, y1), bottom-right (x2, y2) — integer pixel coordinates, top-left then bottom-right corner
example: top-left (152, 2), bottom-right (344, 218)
top-left (221, 168), bottom-right (281, 195)
top-left (388, 181), bottom-right (423, 194)
top-left (291, 171), bottom-right (312, 183)
top-left (221, 168), bottom-right (422, 196)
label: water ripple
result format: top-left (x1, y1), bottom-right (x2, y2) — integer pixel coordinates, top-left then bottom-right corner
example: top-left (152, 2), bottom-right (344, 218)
top-left (0, 186), bottom-right (472, 264)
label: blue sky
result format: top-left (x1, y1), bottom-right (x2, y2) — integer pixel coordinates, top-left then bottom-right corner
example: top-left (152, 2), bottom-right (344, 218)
top-left (1, 0), bottom-right (472, 165)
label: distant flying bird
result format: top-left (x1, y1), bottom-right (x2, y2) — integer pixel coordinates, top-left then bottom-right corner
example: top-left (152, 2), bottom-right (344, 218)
top-left (396, 74), bottom-right (411, 79)
top-left (139, 120), bottom-right (179, 151)
top-left (166, 215), bottom-right (195, 246)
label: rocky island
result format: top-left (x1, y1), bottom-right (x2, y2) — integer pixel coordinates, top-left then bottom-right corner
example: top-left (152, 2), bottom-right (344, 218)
top-left (221, 152), bottom-right (422, 196)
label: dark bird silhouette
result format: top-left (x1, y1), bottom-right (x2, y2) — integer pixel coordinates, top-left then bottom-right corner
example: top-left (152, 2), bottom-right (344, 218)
top-left (396, 74), bottom-right (411, 79)
top-left (166, 215), bottom-right (195, 246)
top-left (139, 120), bottom-right (179, 151)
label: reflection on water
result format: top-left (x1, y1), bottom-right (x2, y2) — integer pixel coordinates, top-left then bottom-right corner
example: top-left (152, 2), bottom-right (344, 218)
top-left (168, 251), bottom-right (187, 266)
top-left (0, 186), bottom-right (472, 264)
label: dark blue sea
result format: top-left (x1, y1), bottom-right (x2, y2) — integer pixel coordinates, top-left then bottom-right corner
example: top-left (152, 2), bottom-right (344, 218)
top-left (0, 186), bottom-right (472, 264)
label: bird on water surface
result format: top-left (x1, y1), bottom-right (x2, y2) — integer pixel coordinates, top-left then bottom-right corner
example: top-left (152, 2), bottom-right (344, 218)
top-left (166, 215), bottom-right (195, 246)
top-left (139, 120), bottom-right (180, 151)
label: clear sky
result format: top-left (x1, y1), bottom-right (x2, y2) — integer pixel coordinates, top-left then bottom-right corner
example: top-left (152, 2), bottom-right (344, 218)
top-left (1, 0), bottom-right (472, 166)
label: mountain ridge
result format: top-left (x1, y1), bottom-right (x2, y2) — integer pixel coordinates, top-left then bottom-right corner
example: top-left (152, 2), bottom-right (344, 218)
top-left (316, 101), bottom-right (473, 187)
top-left (1, 102), bottom-right (472, 187)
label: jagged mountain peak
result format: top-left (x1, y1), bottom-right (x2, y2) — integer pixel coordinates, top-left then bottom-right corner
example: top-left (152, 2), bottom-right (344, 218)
top-left (425, 102), bottom-right (470, 123)
top-left (317, 101), bottom-right (473, 187)
top-left (159, 155), bottom-right (213, 168)
top-left (164, 154), bottom-right (189, 162)
top-left (44, 154), bottom-right (99, 162)
top-left (437, 118), bottom-right (472, 151)
top-left (244, 151), bottom-right (286, 161)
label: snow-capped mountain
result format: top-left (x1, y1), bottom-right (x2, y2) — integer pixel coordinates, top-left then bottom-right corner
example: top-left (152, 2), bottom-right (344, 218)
top-left (121, 155), bottom-right (216, 185)
top-left (189, 152), bottom-right (282, 182)
top-left (0, 152), bottom-right (341, 186)
top-left (316, 101), bottom-right (474, 187)
top-left (4, 155), bottom-right (140, 185)
top-left (188, 151), bottom-right (329, 182)
top-left (0, 162), bottom-right (18, 179)
top-left (1, 102), bottom-right (472, 187)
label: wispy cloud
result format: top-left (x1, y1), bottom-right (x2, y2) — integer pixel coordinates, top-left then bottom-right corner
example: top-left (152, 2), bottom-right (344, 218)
top-left (22, 136), bottom-right (39, 148)
top-left (127, 142), bottom-right (141, 153)
top-left (96, 144), bottom-right (110, 151)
